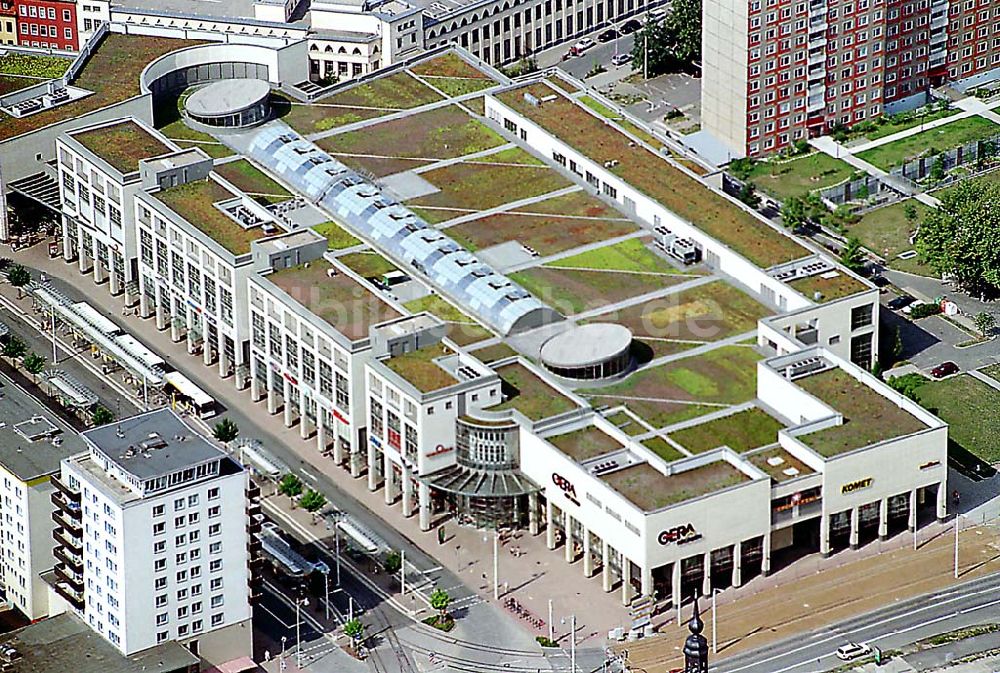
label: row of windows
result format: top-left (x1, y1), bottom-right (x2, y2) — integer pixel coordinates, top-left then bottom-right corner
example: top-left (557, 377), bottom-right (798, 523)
top-left (19, 22), bottom-right (72, 39)
top-left (18, 4), bottom-right (71, 20)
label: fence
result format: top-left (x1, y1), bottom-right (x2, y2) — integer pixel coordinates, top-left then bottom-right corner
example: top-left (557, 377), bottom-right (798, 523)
top-left (894, 132), bottom-right (1000, 183)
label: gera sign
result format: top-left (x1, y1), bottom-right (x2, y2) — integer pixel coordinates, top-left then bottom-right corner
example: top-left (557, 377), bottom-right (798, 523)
top-left (551, 473), bottom-right (580, 506)
top-left (657, 523), bottom-right (702, 546)
top-left (841, 477), bottom-right (873, 495)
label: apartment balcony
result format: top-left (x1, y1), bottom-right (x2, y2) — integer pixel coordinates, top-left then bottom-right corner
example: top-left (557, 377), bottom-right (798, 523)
top-left (54, 544), bottom-right (83, 571)
top-left (54, 563), bottom-right (83, 589)
top-left (248, 513), bottom-right (264, 536)
top-left (808, 19), bottom-right (828, 34)
top-left (52, 509), bottom-right (82, 535)
top-left (52, 580), bottom-right (85, 610)
top-left (53, 527), bottom-right (83, 553)
top-left (49, 475), bottom-right (80, 500)
top-left (52, 491), bottom-right (82, 519)
top-left (807, 95), bottom-right (826, 113)
top-left (808, 50), bottom-right (825, 67)
top-left (931, 15), bottom-right (947, 31)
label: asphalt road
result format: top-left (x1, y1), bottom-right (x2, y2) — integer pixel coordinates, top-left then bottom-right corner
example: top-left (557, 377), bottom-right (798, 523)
top-left (713, 571), bottom-right (1000, 673)
top-left (541, 34), bottom-right (637, 79)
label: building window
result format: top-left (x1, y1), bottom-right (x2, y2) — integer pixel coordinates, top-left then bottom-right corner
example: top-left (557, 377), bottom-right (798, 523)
top-left (850, 304), bottom-right (873, 330)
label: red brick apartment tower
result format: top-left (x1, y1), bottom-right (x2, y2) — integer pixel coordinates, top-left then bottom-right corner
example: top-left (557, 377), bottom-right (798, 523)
top-left (946, 0), bottom-right (1000, 84)
top-left (16, 0), bottom-right (77, 50)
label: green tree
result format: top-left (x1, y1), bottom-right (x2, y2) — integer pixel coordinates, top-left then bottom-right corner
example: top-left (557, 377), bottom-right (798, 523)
top-left (886, 373), bottom-right (928, 401)
top-left (383, 551), bottom-right (402, 574)
top-left (781, 195), bottom-right (808, 229)
top-left (21, 352), bottom-right (45, 376)
top-left (299, 489), bottom-right (327, 513)
top-left (840, 236), bottom-right (866, 273)
top-left (7, 264), bottom-right (29, 297)
top-left (979, 140), bottom-right (997, 169)
top-left (2, 335), bottom-right (26, 362)
top-left (929, 153), bottom-right (946, 182)
top-left (974, 310), bottom-right (996, 336)
top-left (915, 179), bottom-right (1000, 296)
top-left (736, 182), bottom-right (760, 208)
top-left (212, 418), bottom-right (239, 443)
top-left (92, 406), bottom-right (114, 426)
top-left (430, 587), bottom-right (451, 617)
top-left (662, 0), bottom-right (701, 63)
top-left (278, 473), bottom-right (304, 498)
top-left (727, 157), bottom-right (756, 181)
top-left (903, 202), bottom-right (919, 226)
top-left (630, 0), bottom-right (701, 77)
top-left (343, 618), bottom-right (365, 643)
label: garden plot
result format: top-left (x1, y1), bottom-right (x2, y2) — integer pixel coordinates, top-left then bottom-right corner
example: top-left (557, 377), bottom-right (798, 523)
top-left (446, 210), bottom-right (637, 257)
top-left (668, 407), bottom-right (784, 454)
top-left (509, 266), bottom-right (687, 316)
top-left (408, 52), bottom-right (499, 97)
top-left (215, 159), bottom-right (292, 205)
top-left (403, 294), bottom-right (494, 347)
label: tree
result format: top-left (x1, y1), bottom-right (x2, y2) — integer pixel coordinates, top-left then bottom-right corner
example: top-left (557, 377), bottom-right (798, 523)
top-left (92, 406), bottom-right (114, 426)
top-left (2, 335), bottom-right (26, 362)
top-left (383, 551), bottom-right (402, 574)
top-left (887, 373), bottom-right (928, 401)
top-left (630, 0), bottom-right (702, 77)
top-left (840, 236), bottom-right (866, 274)
top-left (213, 418), bottom-right (239, 444)
top-left (278, 473), bottom-right (304, 498)
top-left (781, 195), bottom-right (808, 230)
top-left (929, 153), bottom-right (946, 182)
top-left (343, 618), bottom-right (365, 643)
top-left (903, 202), bottom-right (919, 226)
top-left (727, 157), bottom-right (756, 181)
top-left (430, 587), bottom-right (451, 618)
top-left (7, 264), bottom-right (29, 297)
top-left (299, 489), bottom-right (327, 513)
top-left (736, 182), bottom-right (760, 209)
top-left (915, 179), bottom-right (1000, 296)
top-left (21, 352), bottom-right (45, 376)
top-left (662, 0), bottom-right (702, 63)
top-left (975, 310), bottom-right (996, 336)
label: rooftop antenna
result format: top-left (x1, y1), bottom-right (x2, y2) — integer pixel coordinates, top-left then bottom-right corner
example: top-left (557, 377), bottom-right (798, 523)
top-left (115, 399), bottom-right (124, 438)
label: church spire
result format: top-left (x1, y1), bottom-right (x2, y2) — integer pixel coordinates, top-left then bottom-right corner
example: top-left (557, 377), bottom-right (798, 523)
top-left (683, 595), bottom-right (709, 673)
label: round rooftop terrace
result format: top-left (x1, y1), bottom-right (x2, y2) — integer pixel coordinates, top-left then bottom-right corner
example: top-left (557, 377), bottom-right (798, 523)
top-left (185, 79), bottom-right (270, 128)
top-left (540, 323), bottom-right (633, 380)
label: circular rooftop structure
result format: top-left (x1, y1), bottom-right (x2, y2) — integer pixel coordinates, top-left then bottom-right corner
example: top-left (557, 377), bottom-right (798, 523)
top-left (185, 79), bottom-right (270, 128)
top-left (540, 323), bottom-right (633, 380)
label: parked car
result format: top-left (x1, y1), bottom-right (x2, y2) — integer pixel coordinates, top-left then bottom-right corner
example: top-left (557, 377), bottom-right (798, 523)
top-left (930, 361), bottom-right (959, 378)
top-left (835, 643), bottom-right (872, 661)
top-left (871, 275), bottom-right (890, 289)
top-left (619, 18), bottom-right (643, 33)
top-left (646, 7), bottom-right (668, 21)
top-left (611, 52), bottom-right (632, 66)
top-left (574, 37), bottom-right (596, 52)
top-left (901, 299), bottom-right (924, 315)
top-left (887, 294), bottom-right (915, 311)
top-left (598, 27), bottom-right (620, 41)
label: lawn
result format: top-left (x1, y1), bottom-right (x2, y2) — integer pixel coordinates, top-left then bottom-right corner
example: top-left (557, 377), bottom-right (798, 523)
top-left (914, 374), bottom-right (1000, 463)
top-left (747, 153), bottom-right (855, 200)
top-left (319, 71), bottom-right (443, 109)
top-left (154, 179), bottom-right (267, 255)
top-left (470, 342), bottom-right (517, 363)
top-left (313, 221), bottom-right (361, 250)
top-left (276, 96), bottom-right (386, 135)
top-left (586, 280), bottom-right (771, 342)
top-left (0, 75), bottom-right (45, 96)
top-left (642, 436), bottom-right (684, 462)
top-left (0, 52), bottom-right (71, 78)
top-left (513, 190), bottom-right (619, 216)
top-left (407, 161), bottom-right (571, 215)
top-left (423, 77), bottom-right (496, 97)
top-left (589, 346), bottom-right (761, 428)
top-left (857, 116), bottom-right (1000, 170)
top-left (605, 410), bottom-right (646, 436)
top-left (317, 105), bottom-right (504, 173)
top-left (74, 120), bottom-right (170, 173)
top-left (215, 159), bottom-right (292, 205)
top-left (404, 293), bottom-right (495, 345)
top-left (409, 52), bottom-right (494, 80)
top-left (384, 343), bottom-right (458, 393)
top-left (548, 238), bottom-right (682, 274)
top-left (497, 82), bottom-right (809, 268)
top-left (469, 146), bottom-right (545, 166)
top-left (446, 211), bottom-right (637, 256)
top-left (493, 362), bottom-right (577, 420)
top-left (578, 94), bottom-right (665, 150)
top-left (847, 199), bottom-right (937, 276)
top-left (510, 267), bottom-right (683, 315)
top-left (152, 92), bottom-right (236, 158)
top-left (548, 426), bottom-right (623, 461)
top-left (668, 407), bottom-right (783, 454)
top-left (858, 106), bottom-right (961, 141)
top-left (337, 252), bottom-right (399, 280)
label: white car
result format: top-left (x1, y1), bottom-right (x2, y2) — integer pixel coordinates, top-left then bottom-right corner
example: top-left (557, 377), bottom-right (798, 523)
top-left (611, 52), bottom-right (632, 66)
top-left (835, 643), bottom-right (872, 661)
top-left (574, 38), bottom-right (596, 52)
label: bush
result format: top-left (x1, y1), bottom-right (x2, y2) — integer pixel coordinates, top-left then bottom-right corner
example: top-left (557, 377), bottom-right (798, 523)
top-left (909, 303), bottom-right (942, 319)
top-left (536, 636), bottom-right (558, 647)
top-left (383, 551), bottom-right (402, 574)
top-left (278, 473), bottom-right (304, 498)
top-left (728, 157), bottom-right (756, 180)
top-left (299, 489), bottom-right (327, 513)
top-left (423, 614), bottom-right (455, 632)
top-left (887, 373), bottom-right (929, 401)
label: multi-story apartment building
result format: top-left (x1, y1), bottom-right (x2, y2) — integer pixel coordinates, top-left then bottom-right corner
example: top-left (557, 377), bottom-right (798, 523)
top-left (0, 371), bottom-right (86, 621)
top-left (53, 408), bottom-right (255, 661)
top-left (703, 0), bottom-right (1000, 157)
top-left (16, 0), bottom-right (77, 49)
top-left (0, 0), bottom-right (17, 45)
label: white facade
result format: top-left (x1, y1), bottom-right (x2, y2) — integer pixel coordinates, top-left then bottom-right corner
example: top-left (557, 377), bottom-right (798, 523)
top-left (0, 468), bottom-right (60, 620)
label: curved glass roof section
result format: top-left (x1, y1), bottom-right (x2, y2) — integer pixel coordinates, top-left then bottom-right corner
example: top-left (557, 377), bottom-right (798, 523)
top-left (246, 122), bottom-right (563, 336)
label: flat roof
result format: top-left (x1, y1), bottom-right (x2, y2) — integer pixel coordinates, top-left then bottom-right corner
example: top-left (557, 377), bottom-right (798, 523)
top-left (152, 177), bottom-right (268, 255)
top-left (789, 271), bottom-right (869, 303)
top-left (547, 425), bottom-right (624, 462)
top-left (494, 82), bottom-right (810, 268)
top-left (540, 323), bottom-right (632, 369)
top-left (268, 259), bottom-right (399, 341)
top-left (797, 368), bottom-right (928, 457)
top-left (746, 446), bottom-right (814, 482)
top-left (72, 120), bottom-right (172, 174)
top-left (82, 408), bottom-right (225, 482)
top-left (186, 78), bottom-right (270, 117)
top-left (0, 373), bottom-right (86, 482)
top-left (381, 343), bottom-right (458, 393)
top-left (0, 613), bottom-right (198, 673)
top-left (601, 460), bottom-right (749, 511)
top-left (491, 362), bottom-right (577, 421)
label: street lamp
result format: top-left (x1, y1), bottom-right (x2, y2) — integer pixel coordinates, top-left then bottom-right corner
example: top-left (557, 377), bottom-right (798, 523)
top-left (295, 591), bottom-right (310, 669)
top-left (954, 513), bottom-right (967, 579)
top-left (711, 588), bottom-right (719, 655)
top-left (315, 561), bottom-right (331, 621)
top-left (280, 635), bottom-right (287, 665)
top-left (561, 614), bottom-right (577, 673)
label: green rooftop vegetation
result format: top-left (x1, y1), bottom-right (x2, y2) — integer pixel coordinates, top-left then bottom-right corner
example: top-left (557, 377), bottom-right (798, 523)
top-left (383, 343), bottom-right (458, 394)
top-left (857, 116), bottom-right (1000, 170)
top-left (337, 251), bottom-right (399, 280)
top-left (319, 71), bottom-right (443, 109)
top-left (492, 362), bottom-right (576, 420)
top-left (73, 120), bottom-right (171, 173)
top-left (788, 270), bottom-right (870, 303)
top-left (215, 159), bottom-right (291, 205)
top-left (641, 436), bottom-right (685, 462)
top-left (0, 75), bottom-right (45, 97)
top-left (798, 368), bottom-right (927, 457)
top-left (548, 426), bottom-right (624, 461)
top-left (268, 259), bottom-right (399, 341)
top-left (745, 152), bottom-right (855, 201)
top-left (409, 52), bottom-right (495, 80)
top-left (746, 447), bottom-right (814, 482)
top-left (846, 199), bottom-right (934, 276)
top-left (602, 461), bottom-right (748, 511)
top-left (669, 407), bottom-right (783, 454)
top-left (578, 94), bottom-right (666, 150)
top-left (0, 34), bottom-right (206, 142)
top-left (0, 52), bottom-right (71, 78)
top-left (605, 410), bottom-right (646, 436)
top-left (548, 238), bottom-right (683, 274)
top-left (496, 83), bottom-right (808, 268)
top-left (153, 178), bottom-right (267, 255)
top-left (312, 221), bottom-right (361, 250)
top-left (469, 342), bottom-right (517, 364)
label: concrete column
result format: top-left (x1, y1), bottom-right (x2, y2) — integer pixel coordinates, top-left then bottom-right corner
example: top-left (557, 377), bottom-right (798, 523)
top-left (250, 358), bottom-right (262, 401)
top-left (350, 447), bottom-right (362, 478)
top-left (564, 511), bottom-right (574, 563)
top-left (545, 501), bottom-right (556, 550)
top-left (732, 541), bottom-right (742, 588)
top-left (108, 255), bottom-right (121, 294)
top-left (762, 533), bottom-right (772, 577)
top-left (879, 499), bottom-right (889, 541)
top-left (528, 492), bottom-right (540, 536)
top-left (701, 552), bottom-right (711, 597)
top-left (299, 395), bottom-right (311, 440)
top-left (582, 530), bottom-right (593, 577)
top-left (418, 482), bottom-right (431, 531)
top-left (820, 513), bottom-right (831, 557)
top-left (282, 378), bottom-right (293, 428)
top-left (367, 444), bottom-right (379, 491)
top-left (169, 303), bottom-right (181, 342)
top-left (909, 488), bottom-right (918, 532)
top-left (62, 222), bottom-right (73, 261)
top-left (139, 288), bottom-right (151, 318)
top-left (937, 482), bottom-right (948, 521)
top-left (383, 454), bottom-right (397, 505)
top-left (849, 507), bottom-right (860, 550)
top-left (672, 561), bottom-right (682, 608)
top-left (266, 369), bottom-right (279, 415)
top-left (316, 408), bottom-right (327, 452)
top-left (621, 557), bottom-right (634, 606)
top-left (189, 311), bottom-right (199, 357)
top-left (402, 465), bottom-right (414, 518)
top-left (155, 291), bottom-right (167, 331)
top-left (218, 333), bottom-right (229, 378)
top-left (601, 541), bottom-right (612, 592)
